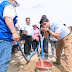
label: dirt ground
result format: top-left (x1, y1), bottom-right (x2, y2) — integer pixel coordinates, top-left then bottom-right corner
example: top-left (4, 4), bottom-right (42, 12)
top-left (7, 43), bottom-right (72, 72)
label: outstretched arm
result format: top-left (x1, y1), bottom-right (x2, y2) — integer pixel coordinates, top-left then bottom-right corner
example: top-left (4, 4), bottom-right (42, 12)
top-left (41, 28), bottom-right (60, 39)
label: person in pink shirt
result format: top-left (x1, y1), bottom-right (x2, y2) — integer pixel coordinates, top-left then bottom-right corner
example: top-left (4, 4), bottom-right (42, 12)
top-left (32, 24), bottom-right (40, 51)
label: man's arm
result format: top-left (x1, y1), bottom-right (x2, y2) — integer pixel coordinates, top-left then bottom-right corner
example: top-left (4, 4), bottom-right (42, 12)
top-left (4, 17), bottom-right (19, 42)
top-left (41, 28), bottom-right (60, 39)
top-left (49, 30), bottom-right (60, 39)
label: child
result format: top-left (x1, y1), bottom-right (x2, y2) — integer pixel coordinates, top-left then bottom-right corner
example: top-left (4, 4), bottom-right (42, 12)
top-left (32, 24), bottom-right (40, 51)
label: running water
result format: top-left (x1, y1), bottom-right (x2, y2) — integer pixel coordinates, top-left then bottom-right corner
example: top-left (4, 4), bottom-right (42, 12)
top-left (41, 60), bottom-right (44, 68)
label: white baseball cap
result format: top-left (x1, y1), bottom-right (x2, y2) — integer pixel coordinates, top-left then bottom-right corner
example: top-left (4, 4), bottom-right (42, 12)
top-left (15, 0), bottom-right (20, 7)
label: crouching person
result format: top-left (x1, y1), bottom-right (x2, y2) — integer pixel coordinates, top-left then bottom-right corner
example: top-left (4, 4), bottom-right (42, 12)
top-left (40, 15), bottom-right (72, 72)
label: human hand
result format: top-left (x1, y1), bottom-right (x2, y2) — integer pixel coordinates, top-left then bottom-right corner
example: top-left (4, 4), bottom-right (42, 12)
top-left (32, 36), bottom-right (34, 39)
top-left (12, 32), bottom-right (20, 42)
top-left (42, 36), bottom-right (44, 40)
top-left (40, 28), bottom-right (49, 32)
top-left (22, 31), bottom-right (27, 34)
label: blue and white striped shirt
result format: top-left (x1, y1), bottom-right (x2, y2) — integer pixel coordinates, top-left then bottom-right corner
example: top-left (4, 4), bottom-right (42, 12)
top-left (50, 22), bottom-right (70, 40)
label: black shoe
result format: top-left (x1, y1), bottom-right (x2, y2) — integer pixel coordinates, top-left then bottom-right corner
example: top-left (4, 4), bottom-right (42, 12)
top-left (12, 51), bottom-right (15, 55)
top-left (30, 50), bottom-right (32, 52)
top-left (27, 53), bottom-right (30, 55)
top-left (25, 54), bottom-right (28, 57)
top-left (53, 62), bottom-right (61, 65)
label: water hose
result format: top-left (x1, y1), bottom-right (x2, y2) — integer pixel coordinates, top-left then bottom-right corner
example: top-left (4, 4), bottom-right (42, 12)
top-left (28, 42), bottom-right (39, 61)
top-left (17, 34), bottom-right (43, 64)
top-left (28, 34), bottom-right (43, 61)
top-left (40, 34), bottom-right (43, 60)
top-left (17, 42), bottom-right (28, 62)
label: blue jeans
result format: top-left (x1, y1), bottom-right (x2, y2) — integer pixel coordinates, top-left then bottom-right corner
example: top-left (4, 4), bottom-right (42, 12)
top-left (50, 41), bottom-right (57, 57)
top-left (0, 40), bottom-right (13, 72)
top-left (44, 38), bottom-right (49, 56)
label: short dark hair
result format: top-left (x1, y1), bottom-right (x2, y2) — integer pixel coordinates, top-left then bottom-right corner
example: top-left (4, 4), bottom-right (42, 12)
top-left (26, 17), bottom-right (30, 21)
top-left (39, 16), bottom-right (49, 24)
top-left (41, 15), bottom-right (47, 19)
top-left (63, 24), bottom-right (66, 26)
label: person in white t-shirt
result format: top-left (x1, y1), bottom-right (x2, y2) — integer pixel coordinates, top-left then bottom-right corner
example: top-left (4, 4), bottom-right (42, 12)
top-left (0, 0), bottom-right (20, 71)
top-left (24, 17), bottom-right (34, 56)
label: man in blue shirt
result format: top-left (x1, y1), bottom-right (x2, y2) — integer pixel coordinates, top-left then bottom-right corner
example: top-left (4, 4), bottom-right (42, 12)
top-left (0, 0), bottom-right (20, 72)
top-left (40, 16), bottom-right (72, 72)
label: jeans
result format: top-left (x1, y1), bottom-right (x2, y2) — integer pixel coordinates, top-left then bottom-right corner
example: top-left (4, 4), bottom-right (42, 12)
top-left (0, 40), bottom-right (13, 72)
top-left (56, 34), bottom-right (72, 72)
top-left (50, 41), bottom-right (57, 57)
top-left (44, 38), bottom-right (49, 56)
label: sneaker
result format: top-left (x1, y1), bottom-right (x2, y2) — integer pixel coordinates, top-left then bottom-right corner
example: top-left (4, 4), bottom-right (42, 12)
top-left (61, 54), bottom-right (65, 60)
top-left (52, 57), bottom-right (55, 61)
top-left (61, 54), bottom-right (65, 57)
top-left (28, 53), bottom-right (30, 55)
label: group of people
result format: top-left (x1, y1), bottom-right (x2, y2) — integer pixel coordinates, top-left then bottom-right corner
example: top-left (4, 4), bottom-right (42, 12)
top-left (23, 16), bottom-right (57, 61)
top-left (23, 15), bottom-right (72, 72)
top-left (0, 0), bottom-right (72, 72)
top-left (23, 16), bottom-right (57, 60)
top-left (23, 17), bottom-right (40, 56)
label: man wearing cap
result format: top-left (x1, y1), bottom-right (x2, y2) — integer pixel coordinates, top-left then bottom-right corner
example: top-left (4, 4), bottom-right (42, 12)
top-left (0, 0), bottom-right (20, 71)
